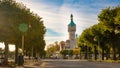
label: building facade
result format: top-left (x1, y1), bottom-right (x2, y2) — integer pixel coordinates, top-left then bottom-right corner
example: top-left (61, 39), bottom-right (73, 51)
top-left (66, 14), bottom-right (76, 50)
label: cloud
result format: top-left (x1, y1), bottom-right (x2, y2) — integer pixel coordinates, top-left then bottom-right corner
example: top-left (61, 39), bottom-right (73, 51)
top-left (16, 0), bottom-right (120, 46)
top-left (45, 36), bottom-right (67, 45)
top-left (46, 28), bottom-right (63, 37)
top-left (15, 0), bottom-right (99, 45)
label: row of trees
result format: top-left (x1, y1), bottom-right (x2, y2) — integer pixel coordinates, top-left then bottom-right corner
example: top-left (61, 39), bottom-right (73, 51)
top-left (46, 41), bottom-right (60, 58)
top-left (0, 0), bottom-right (46, 65)
top-left (60, 48), bottom-right (80, 59)
top-left (78, 6), bottom-right (120, 60)
top-left (46, 41), bottom-right (81, 59)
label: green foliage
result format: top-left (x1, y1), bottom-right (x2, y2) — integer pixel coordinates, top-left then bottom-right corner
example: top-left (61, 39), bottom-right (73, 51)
top-left (46, 42), bottom-right (60, 58)
top-left (78, 6), bottom-right (120, 60)
top-left (68, 50), bottom-right (73, 56)
top-left (73, 48), bottom-right (80, 55)
top-left (60, 50), bottom-right (73, 56)
top-left (0, 0), bottom-right (46, 63)
top-left (60, 50), bottom-right (68, 56)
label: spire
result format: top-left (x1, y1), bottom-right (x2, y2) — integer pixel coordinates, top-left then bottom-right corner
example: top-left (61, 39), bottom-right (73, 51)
top-left (71, 14), bottom-right (73, 21)
top-left (70, 14), bottom-right (75, 27)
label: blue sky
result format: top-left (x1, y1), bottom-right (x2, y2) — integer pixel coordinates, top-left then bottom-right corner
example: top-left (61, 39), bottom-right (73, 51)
top-left (15, 0), bottom-right (120, 46)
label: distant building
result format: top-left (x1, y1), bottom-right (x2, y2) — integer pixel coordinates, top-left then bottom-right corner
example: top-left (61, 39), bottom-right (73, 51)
top-left (65, 40), bottom-right (70, 49)
top-left (60, 41), bottom-right (65, 51)
top-left (66, 14), bottom-right (76, 50)
top-left (59, 14), bottom-right (77, 51)
top-left (59, 14), bottom-right (78, 59)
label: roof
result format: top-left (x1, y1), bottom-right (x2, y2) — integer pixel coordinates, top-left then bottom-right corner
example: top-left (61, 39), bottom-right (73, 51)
top-left (66, 40), bottom-right (70, 43)
top-left (70, 20), bottom-right (75, 27)
top-left (69, 14), bottom-right (75, 27)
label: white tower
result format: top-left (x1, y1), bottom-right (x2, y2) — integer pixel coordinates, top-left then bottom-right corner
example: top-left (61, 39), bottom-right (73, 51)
top-left (68, 14), bottom-right (76, 49)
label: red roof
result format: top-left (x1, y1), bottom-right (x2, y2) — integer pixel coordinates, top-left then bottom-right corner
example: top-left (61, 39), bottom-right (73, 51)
top-left (66, 40), bottom-right (70, 43)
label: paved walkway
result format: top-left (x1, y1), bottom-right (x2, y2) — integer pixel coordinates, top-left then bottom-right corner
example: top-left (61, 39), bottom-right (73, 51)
top-left (1, 59), bottom-right (120, 68)
top-left (40, 59), bottom-right (120, 68)
top-left (0, 60), bottom-right (40, 68)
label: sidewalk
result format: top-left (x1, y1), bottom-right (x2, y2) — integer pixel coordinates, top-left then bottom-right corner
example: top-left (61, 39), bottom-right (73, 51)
top-left (16, 60), bottom-right (41, 68)
top-left (0, 60), bottom-right (41, 68)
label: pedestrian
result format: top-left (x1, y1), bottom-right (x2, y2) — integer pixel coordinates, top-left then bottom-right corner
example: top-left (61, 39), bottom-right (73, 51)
top-left (18, 53), bottom-right (24, 66)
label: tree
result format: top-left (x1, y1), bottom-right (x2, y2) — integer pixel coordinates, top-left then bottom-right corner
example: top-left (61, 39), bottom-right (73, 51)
top-left (73, 48), bottom-right (80, 59)
top-left (60, 50), bottom-right (68, 59)
top-left (46, 42), bottom-right (60, 58)
top-left (0, 0), bottom-right (46, 64)
top-left (78, 6), bottom-right (120, 61)
top-left (98, 6), bottom-right (120, 60)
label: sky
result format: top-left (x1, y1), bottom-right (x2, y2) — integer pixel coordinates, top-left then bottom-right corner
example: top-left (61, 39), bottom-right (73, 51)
top-left (15, 0), bottom-right (120, 46)
top-left (0, 43), bottom-right (15, 51)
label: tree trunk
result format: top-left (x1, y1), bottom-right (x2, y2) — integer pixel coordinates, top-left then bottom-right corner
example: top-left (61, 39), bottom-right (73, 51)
top-left (4, 42), bottom-right (9, 65)
top-left (106, 52), bottom-right (108, 60)
top-left (15, 44), bottom-right (18, 64)
top-left (106, 48), bottom-right (110, 60)
top-left (113, 46), bottom-right (116, 60)
top-left (102, 47), bottom-right (104, 60)
top-left (118, 51), bottom-right (120, 60)
top-left (94, 46), bottom-right (97, 60)
top-left (84, 46), bottom-right (87, 59)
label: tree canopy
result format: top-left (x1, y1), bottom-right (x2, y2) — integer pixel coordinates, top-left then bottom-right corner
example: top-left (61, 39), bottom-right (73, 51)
top-left (0, 0), bottom-right (46, 64)
top-left (78, 6), bottom-right (120, 60)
